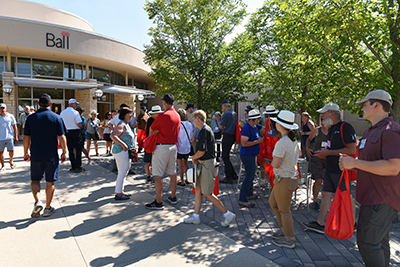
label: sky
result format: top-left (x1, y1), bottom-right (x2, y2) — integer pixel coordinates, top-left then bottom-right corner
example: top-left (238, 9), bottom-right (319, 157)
top-left (28, 0), bottom-right (264, 50)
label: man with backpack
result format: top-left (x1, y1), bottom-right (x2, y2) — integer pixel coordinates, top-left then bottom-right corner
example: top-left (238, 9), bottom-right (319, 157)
top-left (301, 102), bottom-right (356, 234)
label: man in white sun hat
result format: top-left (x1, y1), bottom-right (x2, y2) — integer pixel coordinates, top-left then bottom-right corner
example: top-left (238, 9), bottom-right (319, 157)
top-left (339, 90), bottom-right (400, 267)
top-left (302, 102), bottom-right (357, 234)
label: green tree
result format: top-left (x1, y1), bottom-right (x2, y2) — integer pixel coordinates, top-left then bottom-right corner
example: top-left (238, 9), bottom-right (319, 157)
top-left (242, 3), bottom-right (335, 119)
top-left (143, 0), bottom-right (247, 113)
top-left (268, 0), bottom-right (400, 120)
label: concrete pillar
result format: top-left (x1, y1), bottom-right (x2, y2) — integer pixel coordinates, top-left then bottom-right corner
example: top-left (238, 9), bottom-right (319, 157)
top-left (125, 71), bottom-right (128, 86)
top-left (2, 71), bottom-right (17, 118)
top-left (85, 62), bottom-right (89, 79)
top-left (6, 51), bottom-right (11, 72)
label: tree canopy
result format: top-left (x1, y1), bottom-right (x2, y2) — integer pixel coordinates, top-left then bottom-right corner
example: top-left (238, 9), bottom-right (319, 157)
top-left (144, 0), bottom-right (248, 113)
top-left (244, 0), bottom-right (400, 121)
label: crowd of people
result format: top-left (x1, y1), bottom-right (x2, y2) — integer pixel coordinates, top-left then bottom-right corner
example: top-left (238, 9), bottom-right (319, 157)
top-left (1, 88), bottom-right (398, 266)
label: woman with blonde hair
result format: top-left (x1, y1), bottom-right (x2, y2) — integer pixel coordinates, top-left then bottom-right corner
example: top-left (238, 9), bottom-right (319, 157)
top-left (269, 110), bottom-right (300, 249)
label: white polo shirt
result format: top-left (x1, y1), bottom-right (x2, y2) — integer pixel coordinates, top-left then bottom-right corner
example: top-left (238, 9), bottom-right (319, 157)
top-left (109, 113), bottom-right (120, 126)
top-left (60, 107), bottom-right (82, 130)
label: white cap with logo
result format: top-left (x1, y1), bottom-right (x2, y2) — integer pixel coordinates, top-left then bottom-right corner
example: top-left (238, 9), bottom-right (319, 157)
top-left (68, 98), bottom-right (79, 104)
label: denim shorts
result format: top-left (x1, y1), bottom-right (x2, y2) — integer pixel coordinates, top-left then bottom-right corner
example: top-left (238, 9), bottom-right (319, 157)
top-left (31, 161), bottom-right (60, 182)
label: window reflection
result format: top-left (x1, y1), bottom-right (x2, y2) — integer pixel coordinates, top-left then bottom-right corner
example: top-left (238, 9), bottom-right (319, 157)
top-left (32, 88), bottom-right (63, 99)
top-left (32, 59), bottom-right (63, 78)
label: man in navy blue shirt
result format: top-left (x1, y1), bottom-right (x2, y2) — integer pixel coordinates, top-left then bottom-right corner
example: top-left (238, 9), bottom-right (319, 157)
top-left (24, 94), bottom-right (67, 218)
top-left (219, 100), bottom-right (238, 184)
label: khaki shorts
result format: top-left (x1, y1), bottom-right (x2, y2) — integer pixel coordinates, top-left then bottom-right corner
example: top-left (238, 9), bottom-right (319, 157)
top-left (152, 144), bottom-right (177, 177)
top-left (195, 159), bottom-right (218, 195)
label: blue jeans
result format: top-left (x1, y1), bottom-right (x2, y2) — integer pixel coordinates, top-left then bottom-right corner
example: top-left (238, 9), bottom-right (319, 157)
top-left (239, 153), bottom-right (257, 202)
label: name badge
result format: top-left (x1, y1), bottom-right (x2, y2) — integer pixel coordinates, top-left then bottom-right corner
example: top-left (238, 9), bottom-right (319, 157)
top-left (327, 140), bottom-right (331, 148)
top-left (321, 141), bottom-right (328, 148)
top-left (359, 139), bottom-right (367, 149)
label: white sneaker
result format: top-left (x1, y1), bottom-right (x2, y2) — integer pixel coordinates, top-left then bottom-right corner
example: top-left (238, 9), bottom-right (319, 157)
top-left (221, 212), bottom-right (236, 227)
top-left (254, 179), bottom-right (267, 187)
top-left (42, 207), bottom-right (56, 217)
top-left (184, 215), bottom-right (201, 225)
top-left (31, 200), bottom-right (43, 218)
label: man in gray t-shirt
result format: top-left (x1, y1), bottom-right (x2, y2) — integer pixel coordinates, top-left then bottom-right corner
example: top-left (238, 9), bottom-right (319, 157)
top-left (218, 100), bottom-right (237, 184)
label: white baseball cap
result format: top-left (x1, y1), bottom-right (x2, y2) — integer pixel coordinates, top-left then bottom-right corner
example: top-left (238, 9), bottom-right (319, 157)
top-left (0, 103), bottom-right (6, 108)
top-left (317, 102), bottom-right (340, 113)
top-left (68, 98), bottom-right (79, 104)
top-left (356, 89), bottom-right (393, 106)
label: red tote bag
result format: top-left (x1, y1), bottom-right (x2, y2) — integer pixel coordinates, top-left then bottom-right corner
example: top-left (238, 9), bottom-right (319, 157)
top-left (325, 169), bottom-right (354, 240)
top-left (235, 113), bottom-right (241, 143)
top-left (143, 133), bottom-right (158, 153)
top-left (137, 128), bottom-right (146, 148)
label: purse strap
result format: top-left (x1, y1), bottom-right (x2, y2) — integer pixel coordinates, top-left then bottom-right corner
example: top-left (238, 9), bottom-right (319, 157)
top-left (181, 122), bottom-right (191, 142)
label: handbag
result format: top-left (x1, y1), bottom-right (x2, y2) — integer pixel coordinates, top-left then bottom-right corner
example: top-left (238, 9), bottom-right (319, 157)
top-left (181, 123), bottom-right (195, 156)
top-left (128, 147), bottom-right (137, 161)
top-left (143, 132), bottom-right (158, 153)
top-left (325, 169), bottom-right (354, 240)
top-left (340, 122), bottom-right (358, 181)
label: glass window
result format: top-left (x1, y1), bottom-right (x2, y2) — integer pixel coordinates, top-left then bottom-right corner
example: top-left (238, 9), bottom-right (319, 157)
top-left (18, 87), bottom-right (32, 98)
top-left (64, 62), bottom-right (74, 80)
top-left (0, 56), bottom-right (4, 77)
top-left (93, 67), bottom-right (110, 83)
top-left (33, 88), bottom-right (63, 99)
top-left (75, 64), bottom-right (83, 80)
top-left (134, 82), bottom-right (148, 90)
top-left (16, 57), bottom-right (31, 77)
top-left (32, 59), bottom-right (63, 78)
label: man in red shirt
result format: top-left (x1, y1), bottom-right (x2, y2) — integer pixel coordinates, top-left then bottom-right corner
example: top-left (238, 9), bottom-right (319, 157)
top-left (340, 90), bottom-right (400, 267)
top-left (145, 94), bottom-right (181, 210)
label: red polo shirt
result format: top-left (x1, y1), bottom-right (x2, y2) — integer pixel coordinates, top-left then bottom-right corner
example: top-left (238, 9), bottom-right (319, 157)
top-left (356, 117), bottom-right (400, 210)
top-left (151, 107), bottom-right (181, 144)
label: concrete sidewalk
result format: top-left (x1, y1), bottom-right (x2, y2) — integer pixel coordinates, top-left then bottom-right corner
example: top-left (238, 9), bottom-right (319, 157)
top-left (0, 142), bottom-right (279, 267)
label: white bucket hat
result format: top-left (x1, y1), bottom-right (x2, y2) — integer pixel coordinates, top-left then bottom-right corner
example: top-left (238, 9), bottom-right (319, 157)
top-left (271, 110), bottom-right (299, 130)
top-left (90, 110), bottom-right (98, 115)
top-left (248, 109), bottom-right (261, 119)
top-left (149, 105), bottom-right (163, 114)
top-left (263, 105), bottom-right (279, 115)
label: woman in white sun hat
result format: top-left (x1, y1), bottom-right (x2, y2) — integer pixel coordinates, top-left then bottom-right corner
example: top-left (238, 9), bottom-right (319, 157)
top-left (238, 109), bottom-right (265, 208)
top-left (269, 110), bottom-right (300, 249)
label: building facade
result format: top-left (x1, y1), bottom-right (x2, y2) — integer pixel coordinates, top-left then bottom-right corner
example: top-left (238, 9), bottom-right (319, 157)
top-left (0, 0), bottom-right (154, 122)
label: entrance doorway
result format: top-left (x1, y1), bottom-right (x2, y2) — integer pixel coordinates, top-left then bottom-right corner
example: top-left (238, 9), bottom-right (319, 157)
top-left (51, 100), bottom-right (64, 114)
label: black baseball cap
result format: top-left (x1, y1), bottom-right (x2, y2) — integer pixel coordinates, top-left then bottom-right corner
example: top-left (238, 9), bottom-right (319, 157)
top-left (38, 93), bottom-right (51, 105)
top-left (185, 103), bottom-right (194, 110)
top-left (161, 94), bottom-right (174, 104)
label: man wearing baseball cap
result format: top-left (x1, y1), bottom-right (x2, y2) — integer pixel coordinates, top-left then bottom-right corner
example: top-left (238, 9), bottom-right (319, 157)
top-left (60, 98), bottom-right (84, 172)
top-left (24, 93), bottom-right (67, 218)
top-left (340, 90), bottom-right (400, 267)
top-left (0, 103), bottom-right (18, 171)
top-left (302, 102), bottom-right (357, 234)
